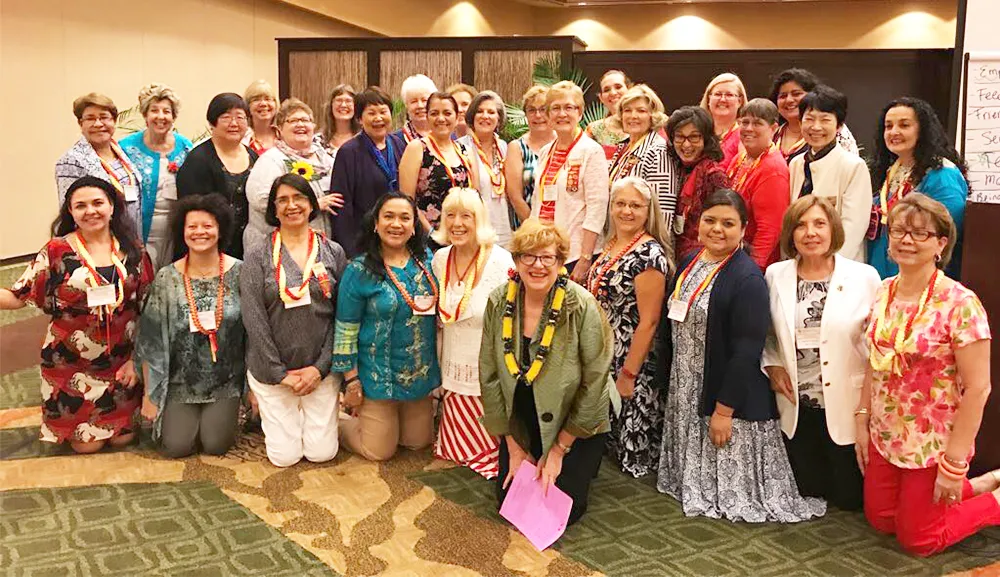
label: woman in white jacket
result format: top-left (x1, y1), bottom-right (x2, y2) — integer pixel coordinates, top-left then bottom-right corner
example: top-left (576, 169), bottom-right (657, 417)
top-left (763, 195), bottom-right (880, 510)
top-left (788, 86), bottom-right (871, 262)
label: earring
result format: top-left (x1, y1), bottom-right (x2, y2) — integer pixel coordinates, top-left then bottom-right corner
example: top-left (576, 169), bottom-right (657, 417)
top-left (935, 253), bottom-right (942, 263)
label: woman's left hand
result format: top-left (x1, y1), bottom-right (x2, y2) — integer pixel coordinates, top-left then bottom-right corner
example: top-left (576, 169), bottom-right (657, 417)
top-left (616, 374), bottom-right (635, 399)
top-left (116, 360), bottom-right (138, 388)
top-left (288, 366), bottom-right (322, 396)
top-left (933, 468), bottom-right (965, 505)
top-left (535, 448), bottom-right (564, 496)
top-left (709, 411), bottom-right (733, 448)
top-left (570, 259), bottom-right (590, 283)
top-left (319, 193), bottom-right (345, 215)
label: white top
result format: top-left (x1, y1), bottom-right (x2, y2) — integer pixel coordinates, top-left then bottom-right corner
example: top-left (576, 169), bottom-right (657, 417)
top-left (457, 134), bottom-right (513, 250)
top-left (530, 134), bottom-right (610, 263)
top-left (788, 144), bottom-right (872, 262)
top-left (158, 157), bottom-right (178, 201)
top-left (432, 244), bottom-right (515, 396)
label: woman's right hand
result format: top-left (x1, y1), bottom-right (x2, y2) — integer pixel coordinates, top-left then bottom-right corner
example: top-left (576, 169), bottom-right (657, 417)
top-left (503, 437), bottom-right (536, 490)
top-left (854, 415), bottom-right (870, 475)
top-left (343, 380), bottom-right (364, 411)
top-left (765, 365), bottom-right (795, 403)
top-left (141, 397), bottom-right (158, 422)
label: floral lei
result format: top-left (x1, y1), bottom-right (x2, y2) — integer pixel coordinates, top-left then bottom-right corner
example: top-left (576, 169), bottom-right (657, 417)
top-left (501, 268), bottom-right (569, 385)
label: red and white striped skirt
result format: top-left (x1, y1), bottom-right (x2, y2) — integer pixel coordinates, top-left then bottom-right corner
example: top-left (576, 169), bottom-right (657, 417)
top-left (435, 390), bottom-right (499, 479)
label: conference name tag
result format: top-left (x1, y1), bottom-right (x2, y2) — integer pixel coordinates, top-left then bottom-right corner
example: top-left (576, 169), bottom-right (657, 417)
top-left (284, 290), bottom-right (312, 309)
top-left (413, 295), bottom-right (437, 316)
top-left (542, 184), bottom-right (558, 202)
top-left (667, 299), bottom-right (689, 322)
top-left (796, 327), bottom-right (821, 349)
top-left (123, 184), bottom-right (140, 202)
top-left (189, 310), bottom-right (217, 332)
top-left (86, 284), bottom-right (117, 308)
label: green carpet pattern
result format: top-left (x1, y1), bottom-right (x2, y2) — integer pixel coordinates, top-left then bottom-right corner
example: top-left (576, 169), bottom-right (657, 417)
top-left (412, 463), bottom-right (1000, 577)
top-left (0, 263), bottom-right (41, 326)
top-left (0, 367), bottom-right (42, 410)
top-left (0, 426), bottom-right (157, 461)
top-left (0, 481), bottom-right (337, 576)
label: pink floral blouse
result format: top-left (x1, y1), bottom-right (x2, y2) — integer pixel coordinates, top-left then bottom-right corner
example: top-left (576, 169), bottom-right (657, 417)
top-left (867, 277), bottom-right (991, 469)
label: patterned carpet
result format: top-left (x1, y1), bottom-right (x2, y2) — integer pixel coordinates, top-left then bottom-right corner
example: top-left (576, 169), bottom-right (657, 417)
top-left (1, 261), bottom-right (999, 577)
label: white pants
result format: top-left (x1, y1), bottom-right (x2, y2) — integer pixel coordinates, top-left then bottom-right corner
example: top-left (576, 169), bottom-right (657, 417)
top-left (247, 371), bottom-right (341, 467)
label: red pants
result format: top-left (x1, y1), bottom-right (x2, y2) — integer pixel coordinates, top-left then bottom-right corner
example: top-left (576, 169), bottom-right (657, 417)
top-left (864, 447), bottom-right (1000, 556)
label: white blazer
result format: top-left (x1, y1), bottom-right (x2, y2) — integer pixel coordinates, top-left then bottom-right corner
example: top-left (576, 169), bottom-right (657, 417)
top-left (788, 145), bottom-right (872, 263)
top-left (762, 255), bottom-right (881, 445)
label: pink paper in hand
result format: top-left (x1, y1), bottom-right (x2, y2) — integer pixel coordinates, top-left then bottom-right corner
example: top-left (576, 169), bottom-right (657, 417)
top-left (498, 460), bottom-right (573, 551)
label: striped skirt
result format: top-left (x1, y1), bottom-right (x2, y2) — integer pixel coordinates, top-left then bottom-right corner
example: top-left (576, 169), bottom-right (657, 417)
top-left (434, 390), bottom-right (500, 479)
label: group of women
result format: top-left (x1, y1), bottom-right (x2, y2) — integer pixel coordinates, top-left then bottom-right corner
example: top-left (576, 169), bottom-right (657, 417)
top-left (5, 65), bottom-right (997, 558)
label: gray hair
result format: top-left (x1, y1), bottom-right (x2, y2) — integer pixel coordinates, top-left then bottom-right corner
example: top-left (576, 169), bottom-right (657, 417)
top-left (610, 176), bottom-right (674, 270)
top-left (464, 90), bottom-right (506, 131)
top-left (400, 74), bottom-right (437, 103)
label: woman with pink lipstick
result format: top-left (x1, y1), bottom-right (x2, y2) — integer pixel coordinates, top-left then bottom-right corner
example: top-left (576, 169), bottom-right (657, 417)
top-left (586, 69), bottom-right (631, 159)
top-left (243, 80), bottom-right (279, 155)
top-left (505, 85), bottom-right (556, 231)
top-left (700, 73), bottom-right (747, 167)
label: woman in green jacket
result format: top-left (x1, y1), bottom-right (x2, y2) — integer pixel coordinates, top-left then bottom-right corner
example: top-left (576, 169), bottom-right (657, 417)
top-left (479, 218), bottom-right (613, 525)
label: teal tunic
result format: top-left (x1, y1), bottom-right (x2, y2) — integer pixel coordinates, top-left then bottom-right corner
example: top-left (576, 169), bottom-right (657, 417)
top-left (119, 130), bottom-right (194, 240)
top-left (332, 250), bottom-right (440, 401)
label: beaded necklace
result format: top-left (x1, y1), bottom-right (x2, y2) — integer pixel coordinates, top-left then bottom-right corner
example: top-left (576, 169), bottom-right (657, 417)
top-left (868, 269), bottom-right (939, 376)
top-left (501, 271), bottom-right (569, 385)
top-left (183, 253), bottom-right (226, 362)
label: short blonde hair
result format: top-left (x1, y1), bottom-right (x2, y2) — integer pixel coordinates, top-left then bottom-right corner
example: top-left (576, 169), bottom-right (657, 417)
top-left (887, 193), bottom-right (957, 269)
top-left (546, 80), bottom-right (585, 111)
top-left (779, 195), bottom-right (844, 259)
top-left (509, 218), bottom-right (570, 262)
top-left (244, 79), bottom-right (276, 104)
top-left (138, 83), bottom-right (181, 117)
top-left (446, 83), bottom-right (477, 99)
top-left (274, 98), bottom-right (313, 127)
top-left (522, 84), bottom-right (549, 109)
top-left (608, 84), bottom-right (668, 133)
top-left (73, 93), bottom-right (117, 121)
top-left (699, 72), bottom-right (747, 110)
top-left (431, 187), bottom-right (498, 246)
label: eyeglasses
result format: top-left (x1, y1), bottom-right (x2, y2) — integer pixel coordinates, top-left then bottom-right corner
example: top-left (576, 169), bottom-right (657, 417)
top-left (549, 104), bottom-right (580, 114)
top-left (218, 113), bottom-right (248, 125)
top-left (82, 114), bottom-right (114, 124)
top-left (525, 106), bottom-right (548, 116)
top-left (888, 227), bottom-right (940, 242)
top-left (517, 253), bottom-right (559, 267)
top-left (673, 133), bottom-right (703, 145)
top-left (284, 116), bottom-right (313, 126)
top-left (711, 92), bottom-right (740, 101)
top-left (612, 200), bottom-right (648, 212)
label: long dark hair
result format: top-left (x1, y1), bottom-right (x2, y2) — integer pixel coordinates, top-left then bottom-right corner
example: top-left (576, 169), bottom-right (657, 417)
top-left (357, 192), bottom-right (426, 278)
top-left (52, 176), bottom-right (142, 272)
top-left (870, 97), bottom-right (969, 192)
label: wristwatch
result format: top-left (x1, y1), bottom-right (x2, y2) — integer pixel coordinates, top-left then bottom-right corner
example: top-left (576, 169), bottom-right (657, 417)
top-left (556, 441), bottom-right (572, 455)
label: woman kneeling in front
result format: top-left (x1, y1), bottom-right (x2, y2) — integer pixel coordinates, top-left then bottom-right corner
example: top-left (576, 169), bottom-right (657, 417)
top-left (479, 219), bottom-right (613, 525)
top-left (858, 193), bottom-right (1000, 556)
top-left (762, 195), bottom-right (881, 509)
top-left (656, 189), bottom-right (825, 522)
top-left (241, 173), bottom-right (348, 467)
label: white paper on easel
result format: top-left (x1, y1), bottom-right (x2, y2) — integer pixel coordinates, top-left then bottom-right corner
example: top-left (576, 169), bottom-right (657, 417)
top-left (963, 53), bottom-right (1000, 204)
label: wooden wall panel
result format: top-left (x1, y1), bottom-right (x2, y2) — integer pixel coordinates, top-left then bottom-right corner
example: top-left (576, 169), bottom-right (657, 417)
top-left (474, 50), bottom-right (560, 105)
top-left (288, 50), bottom-right (366, 127)
top-left (380, 51), bottom-right (462, 102)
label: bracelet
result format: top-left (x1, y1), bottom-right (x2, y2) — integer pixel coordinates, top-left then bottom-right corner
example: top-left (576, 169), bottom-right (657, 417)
top-left (938, 456), bottom-right (970, 477)
top-left (621, 367), bottom-right (638, 380)
top-left (854, 408), bottom-right (869, 416)
top-left (344, 376), bottom-right (360, 387)
top-left (938, 461), bottom-right (967, 480)
top-left (942, 454), bottom-right (969, 470)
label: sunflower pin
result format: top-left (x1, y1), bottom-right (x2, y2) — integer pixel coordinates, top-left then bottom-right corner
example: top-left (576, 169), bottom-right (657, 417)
top-left (290, 160), bottom-right (314, 180)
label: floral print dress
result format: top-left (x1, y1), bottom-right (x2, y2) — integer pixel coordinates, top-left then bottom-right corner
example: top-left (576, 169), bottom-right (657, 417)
top-left (589, 240), bottom-right (669, 477)
top-left (416, 140), bottom-right (471, 231)
top-left (11, 238), bottom-right (153, 443)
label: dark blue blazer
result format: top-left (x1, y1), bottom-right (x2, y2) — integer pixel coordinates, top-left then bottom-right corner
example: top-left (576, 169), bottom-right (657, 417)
top-left (657, 248), bottom-right (777, 421)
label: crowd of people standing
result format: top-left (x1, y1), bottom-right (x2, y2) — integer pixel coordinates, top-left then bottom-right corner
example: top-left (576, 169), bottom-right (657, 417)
top-left (2, 66), bottom-right (998, 558)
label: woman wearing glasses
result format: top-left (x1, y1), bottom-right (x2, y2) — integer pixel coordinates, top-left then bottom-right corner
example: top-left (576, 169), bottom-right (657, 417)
top-left (480, 219), bottom-right (613, 525)
top-left (530, 81), bottom-right (611, 283)
top-left (858, 194), bottom-right (999, 556)
top-left (700, 73), bottom-right (748, 167)
top-left (505, 85), bottom-right (555, 231)
top-left (177, 93), bottom-right (259, 259)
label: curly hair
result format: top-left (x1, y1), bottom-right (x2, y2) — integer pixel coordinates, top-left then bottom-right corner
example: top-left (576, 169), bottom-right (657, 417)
top-left (869, 97), bottom-right (969, 193)
top-left (169, 193), bottom-right (235, 256)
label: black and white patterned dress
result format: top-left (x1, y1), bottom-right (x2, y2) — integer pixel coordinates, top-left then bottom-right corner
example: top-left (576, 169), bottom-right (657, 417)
top-left (796, 279), bottom-right (830, 409)
top-left (590, 240), bottom-right (669, 478)
top-left (656, 259), bottom-right (826, 522)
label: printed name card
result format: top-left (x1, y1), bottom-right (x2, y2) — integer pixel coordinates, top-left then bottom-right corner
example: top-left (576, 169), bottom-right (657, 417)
top-left (965, 54), bottom-right (1000, 204)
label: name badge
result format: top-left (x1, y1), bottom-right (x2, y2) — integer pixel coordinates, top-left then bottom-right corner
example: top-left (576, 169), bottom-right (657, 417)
top-left (123, 184), bottom-right (140, 203)
top-left (542, 184), bottom-right (558, 202)
top-left (86, 284), bottom-right (117, 308)
top-left (413, 295), bottom-right (437, 315)
top-left (284, 289), bottom-right (312, 309)
top-left (796, 327), bottom-right (822, 349)
top-left (189, 310), bottom-right (217, 332)
top-left (667, 299), bottom-right (689, 322)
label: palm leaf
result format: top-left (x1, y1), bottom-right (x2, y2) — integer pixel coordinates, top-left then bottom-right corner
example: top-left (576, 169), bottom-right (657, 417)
top-left (501, 103), bottom-right (529, 142)
top-left (392, 98), bottom-right (407, 130)
top-left (532, 55), bottom-right (563, 87)
top-left (580, 100), bottom-right (606, 129)
top-left (115, 104), bottom-right (145, 135)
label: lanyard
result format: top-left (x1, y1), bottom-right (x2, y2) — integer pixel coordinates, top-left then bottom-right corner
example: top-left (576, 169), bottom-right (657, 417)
top-left (183, 253), bottom-right (225, 363)
top-left (438, 246), bottom-right (484, 323)
top-left (727, 143), bottom-right (776, 193)
top-left (868, 269), bottom-right (938, 375)
top-left (74, 231), bottom-right (128, 355)
top-left (471, 133), bottom-right (506, 197)
top-left (272, 230), bottom-right (319, 304)
top-left (425, 137), bottom-right (471, 188)
top-left (671, 248), bottom-right (736, 306)
top-left (878, 161), bottom-right (913, 224)
top-left (364, 133), bottom-right (398, 191)
top-left (609, 133), bottom-right (648, 182)
top-left (540, 128), bottom-right (584, 187)
top-left (97, 142), bottom-right (137, 193)
top-left (384, 254), bottom-right (439, 313)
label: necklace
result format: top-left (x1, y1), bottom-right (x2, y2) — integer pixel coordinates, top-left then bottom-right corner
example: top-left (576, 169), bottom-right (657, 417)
top-left (587, 231), bottom-right (645, 296)
top-left (878, 160), bottom-right (914, 224)
top-left (727, 143), bottom-right (776, 193)
top-left (272, 229), bottom-right (319, 305)
top-left (868, 269), bottom-right (939, 376)
top-left (384, 253), bottom-right (439, 313)
top-left (501, 272), bottom-right (569, 385)
top-left (472, 133), bottom-right (506, 197)
top-left (73, 231), bottom-right (129, 355)
top-left (425, 137), bottom-right (472, 188)
top-left (183, 253), bottom-right (226, 362)
top-left (438, 246), bottom-right (485, 324)
top-left (608, 133), bottom-right (648, 182)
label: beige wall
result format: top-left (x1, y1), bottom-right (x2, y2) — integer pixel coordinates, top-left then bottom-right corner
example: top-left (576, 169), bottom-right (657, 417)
top-left (0, 0), bottom-right (370, 259)
top-left (532, 0), bottom-right (957, 50)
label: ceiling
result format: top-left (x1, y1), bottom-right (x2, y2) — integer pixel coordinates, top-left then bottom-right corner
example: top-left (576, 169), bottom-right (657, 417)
top-left (515, 0), bottom-right (858, 5)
